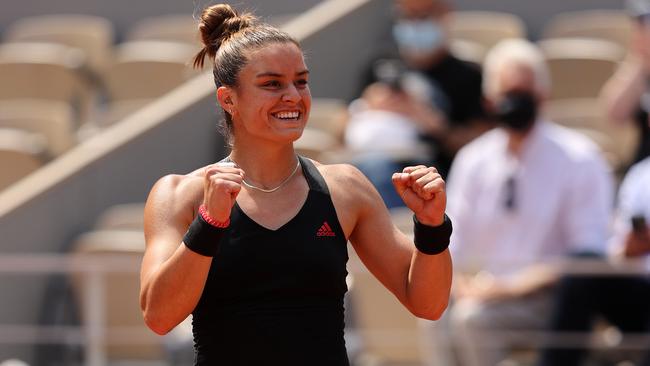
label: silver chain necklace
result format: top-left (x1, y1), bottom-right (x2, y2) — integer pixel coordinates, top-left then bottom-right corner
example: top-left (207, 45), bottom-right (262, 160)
top-left (224, 155), bottom-right (301, 193)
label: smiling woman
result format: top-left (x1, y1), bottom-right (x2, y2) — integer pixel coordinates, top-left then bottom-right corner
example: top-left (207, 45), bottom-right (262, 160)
top-left (222, 42), bottom-right (311, 143)
top-left (139, 3), bottom-right (453, 365)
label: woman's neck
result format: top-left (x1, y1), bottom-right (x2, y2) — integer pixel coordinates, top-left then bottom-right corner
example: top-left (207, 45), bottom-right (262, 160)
top-left (229, 144), bottom-right (299, 189)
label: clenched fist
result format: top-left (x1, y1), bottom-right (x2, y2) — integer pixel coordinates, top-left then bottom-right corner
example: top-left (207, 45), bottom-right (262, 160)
top-left (203, 162), bottom-right (244, 222)
top-left (392, 165), bottom-right (447, 226)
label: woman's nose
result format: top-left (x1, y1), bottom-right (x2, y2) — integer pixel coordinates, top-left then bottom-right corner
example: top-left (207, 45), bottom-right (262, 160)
top-left (281, 84), bottom-right (301, 103)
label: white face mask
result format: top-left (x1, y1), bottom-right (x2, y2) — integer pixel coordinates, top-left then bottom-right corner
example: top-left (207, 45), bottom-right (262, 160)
top-left (392, 19), bottom-right (445, 56)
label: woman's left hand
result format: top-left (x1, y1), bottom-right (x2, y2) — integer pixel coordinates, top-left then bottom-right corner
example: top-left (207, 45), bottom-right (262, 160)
top-left (392, 165), bottom-right (447, 226)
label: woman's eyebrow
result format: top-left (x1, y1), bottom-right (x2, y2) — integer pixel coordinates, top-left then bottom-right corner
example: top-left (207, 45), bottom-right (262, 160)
top-left (256, 72), bottom-right (283, 78)
top-left (255, 69), bottom-right (310, 78)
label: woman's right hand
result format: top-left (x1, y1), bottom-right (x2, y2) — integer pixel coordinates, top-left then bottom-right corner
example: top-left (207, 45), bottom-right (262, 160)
top-left (202, 162), bottom-right (244, 222)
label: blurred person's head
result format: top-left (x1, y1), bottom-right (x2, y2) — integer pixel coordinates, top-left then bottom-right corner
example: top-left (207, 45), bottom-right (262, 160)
top-left (627, 0), bottom-right (650, 20)
top-left (392, 0), bottom-right (451, 69)
top-left (360, 70), bottom-right (440, 116)
top-left (193, 4), bottom-right (309, 146)
top-left (482, 39), bottom-right (550, 135)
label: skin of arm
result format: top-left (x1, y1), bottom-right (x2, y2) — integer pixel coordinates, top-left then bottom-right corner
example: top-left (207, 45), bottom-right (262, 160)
top-left (623, 227), bottom-right (650, 257)
top-left (140, 164), bottom-right (243, 335)
top-left (324, 163), bottom-right (452, 320)
top-left (600, 23), bottom-right (650, 122)
top-left (140, 175), bottom-right (210, 335)
top-left (600, 57), bottom-right (646, 123)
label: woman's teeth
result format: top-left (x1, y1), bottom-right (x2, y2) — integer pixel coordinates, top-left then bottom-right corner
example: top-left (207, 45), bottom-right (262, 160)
top-left (274, 111), bottom-right (300, 120)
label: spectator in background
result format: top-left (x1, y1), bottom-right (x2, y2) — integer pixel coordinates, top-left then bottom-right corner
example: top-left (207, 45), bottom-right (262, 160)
top-left (600, 0), bottom-right (650, 164)
top-left (419, 39), bottom-right (614, 366)
top-left (538, 155), bottom-right (650, 366)
top-left (357, 0), bottom-right (491, 178)
top-left (345, 68), bottom-right (445, 208)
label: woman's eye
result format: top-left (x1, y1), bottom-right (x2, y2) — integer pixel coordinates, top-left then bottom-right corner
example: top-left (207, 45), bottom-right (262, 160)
top-left (296, 79), bottom-right (308, 88)
top-left (264, 80), bottom-right (281, 88)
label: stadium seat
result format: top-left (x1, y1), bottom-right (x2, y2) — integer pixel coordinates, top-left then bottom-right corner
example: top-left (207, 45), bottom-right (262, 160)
top-left (126, 14), bottom-right (199, 46)
top-left (70, 229), bottom-right (165, 361)
top-left (307, 98), bottom-right (348, 141)
top-left (0, 42), bottom-right (92, 122)
top-left (448, 11), bottom-right (526, 52)
top-left (0, 99), bottom-right (76, 157)
top-left (94, 203), bottom-right (145, 231)
top-left (450, 38), bottom-right (487, 65)
top-left (539, 38), bottom-right (623, 100)
top-left (544, 98), bottom-right (639, 172)
top-left (294, 128), bottom-right (341, 161)
top-left (389, 207), bottom-right (415, 236)
top-left (0, 128), bottom-right (46, 191)
top-left (347, 247), bottom-right (421, 365)
top-left (102, 40), bottom-right (198, 103)
top-left (343, 207), bottom-right (423, 364)
top-left (92, 99), bottom-right (156, 129)
top-left (4, 14), bottom-right (114, 76)
top-left (542, 10), bottom-right (633, 49)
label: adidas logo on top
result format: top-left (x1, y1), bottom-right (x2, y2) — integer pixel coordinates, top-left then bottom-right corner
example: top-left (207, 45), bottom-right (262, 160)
top-left (317, 221), bottom-right (336, 237)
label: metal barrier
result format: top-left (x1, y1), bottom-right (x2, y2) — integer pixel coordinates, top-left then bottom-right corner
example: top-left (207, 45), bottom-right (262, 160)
top-left (0, 254), bottom-right (145, 366)
top-left (1, 253), bottom-right (647, 366)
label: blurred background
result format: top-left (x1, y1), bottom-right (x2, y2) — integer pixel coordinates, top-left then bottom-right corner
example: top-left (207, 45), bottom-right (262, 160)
top-left (1, 0), bottom-right (649, 365)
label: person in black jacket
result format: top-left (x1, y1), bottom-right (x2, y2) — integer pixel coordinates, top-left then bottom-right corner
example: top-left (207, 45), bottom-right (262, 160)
top-left (358, 0), bottom-right (492, 178)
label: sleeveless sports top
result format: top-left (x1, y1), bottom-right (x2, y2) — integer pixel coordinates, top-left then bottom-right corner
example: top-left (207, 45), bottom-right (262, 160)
top-left (191, 156), bottom-right (350, 365)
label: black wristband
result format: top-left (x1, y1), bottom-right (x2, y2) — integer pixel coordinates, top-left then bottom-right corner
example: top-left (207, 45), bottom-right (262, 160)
top-left (182, 214), bottom-right (226, 257)
top-left (413, 214), bottom-right (453, 255)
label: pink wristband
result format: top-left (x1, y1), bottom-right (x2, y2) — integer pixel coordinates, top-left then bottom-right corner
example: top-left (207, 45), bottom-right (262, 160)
top-left (199, 204), bottom-right (230, 228)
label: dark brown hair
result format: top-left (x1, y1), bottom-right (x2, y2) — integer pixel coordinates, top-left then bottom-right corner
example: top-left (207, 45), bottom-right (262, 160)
top-left (193, 4), bottom-right (300, 141)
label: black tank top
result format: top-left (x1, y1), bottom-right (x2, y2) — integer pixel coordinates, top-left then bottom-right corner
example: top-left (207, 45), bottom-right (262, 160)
top-left (191, 156), bottom-right (350, 365)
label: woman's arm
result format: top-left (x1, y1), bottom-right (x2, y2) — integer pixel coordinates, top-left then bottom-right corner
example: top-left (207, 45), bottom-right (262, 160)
top-left (140, 164), bottom-right (243, 334)
top-left (329, 164), bottom-right (452, 320)
top-left (140, 175), bottom-right (212, 335)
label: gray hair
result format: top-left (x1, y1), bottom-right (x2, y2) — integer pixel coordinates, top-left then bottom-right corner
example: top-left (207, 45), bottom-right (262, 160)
top-left (482, 38), bottom-right (550, 100)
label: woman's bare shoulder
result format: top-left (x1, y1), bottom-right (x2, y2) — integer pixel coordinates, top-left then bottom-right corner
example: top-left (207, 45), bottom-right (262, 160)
top-left (145, 169), bottom-right (206, 225)
top-left (313, 159), bottom-right (368, 181)
top-left (313, 160), bottom-right (378, 203)
top-left (150, 170), bottom-right (204, 200)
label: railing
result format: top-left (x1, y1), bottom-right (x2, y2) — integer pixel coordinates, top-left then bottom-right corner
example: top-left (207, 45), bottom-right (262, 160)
top-left (0, 253), bottom-right (648, 366)
top-left (0, 254), bottom-right (145, 366)
top-left (347, 252), bottom-right (650, 365)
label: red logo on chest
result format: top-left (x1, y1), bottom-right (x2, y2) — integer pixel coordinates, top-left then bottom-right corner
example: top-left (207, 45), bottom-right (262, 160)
top-left (317, 221), bottom-right (336, 237)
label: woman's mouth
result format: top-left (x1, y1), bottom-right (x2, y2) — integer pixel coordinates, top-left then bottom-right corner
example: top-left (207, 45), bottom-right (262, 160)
top-left (272, 111), bottom-right (301, 121)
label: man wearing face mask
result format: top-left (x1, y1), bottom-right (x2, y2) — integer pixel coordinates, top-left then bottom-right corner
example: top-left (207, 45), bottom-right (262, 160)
top-left (357, 0), bottom-right (489, 178)
top-left (418, 39), bottom-right (613, 366)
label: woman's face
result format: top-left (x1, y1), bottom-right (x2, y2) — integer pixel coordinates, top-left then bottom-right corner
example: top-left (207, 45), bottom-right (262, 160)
top-left (223, 42), bottom-right (311, 144)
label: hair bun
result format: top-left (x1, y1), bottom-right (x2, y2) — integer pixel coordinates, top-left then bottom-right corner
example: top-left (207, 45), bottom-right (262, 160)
top-left (193, 4), bottom-right (257, 69)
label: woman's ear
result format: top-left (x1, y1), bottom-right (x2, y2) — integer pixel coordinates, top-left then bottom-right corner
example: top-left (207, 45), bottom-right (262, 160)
top-left (217, 86), bottom-right (235, 114)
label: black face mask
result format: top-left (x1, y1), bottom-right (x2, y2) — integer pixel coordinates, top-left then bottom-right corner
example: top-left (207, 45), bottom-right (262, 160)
top-left (494, 91), bottom-right (538, 132)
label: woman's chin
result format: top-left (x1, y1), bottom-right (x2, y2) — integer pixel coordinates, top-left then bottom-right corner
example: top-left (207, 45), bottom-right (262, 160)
top-left (271, 122), bottom-right (306, 137)
top-left (266, 127), bottom-right (304, 144)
